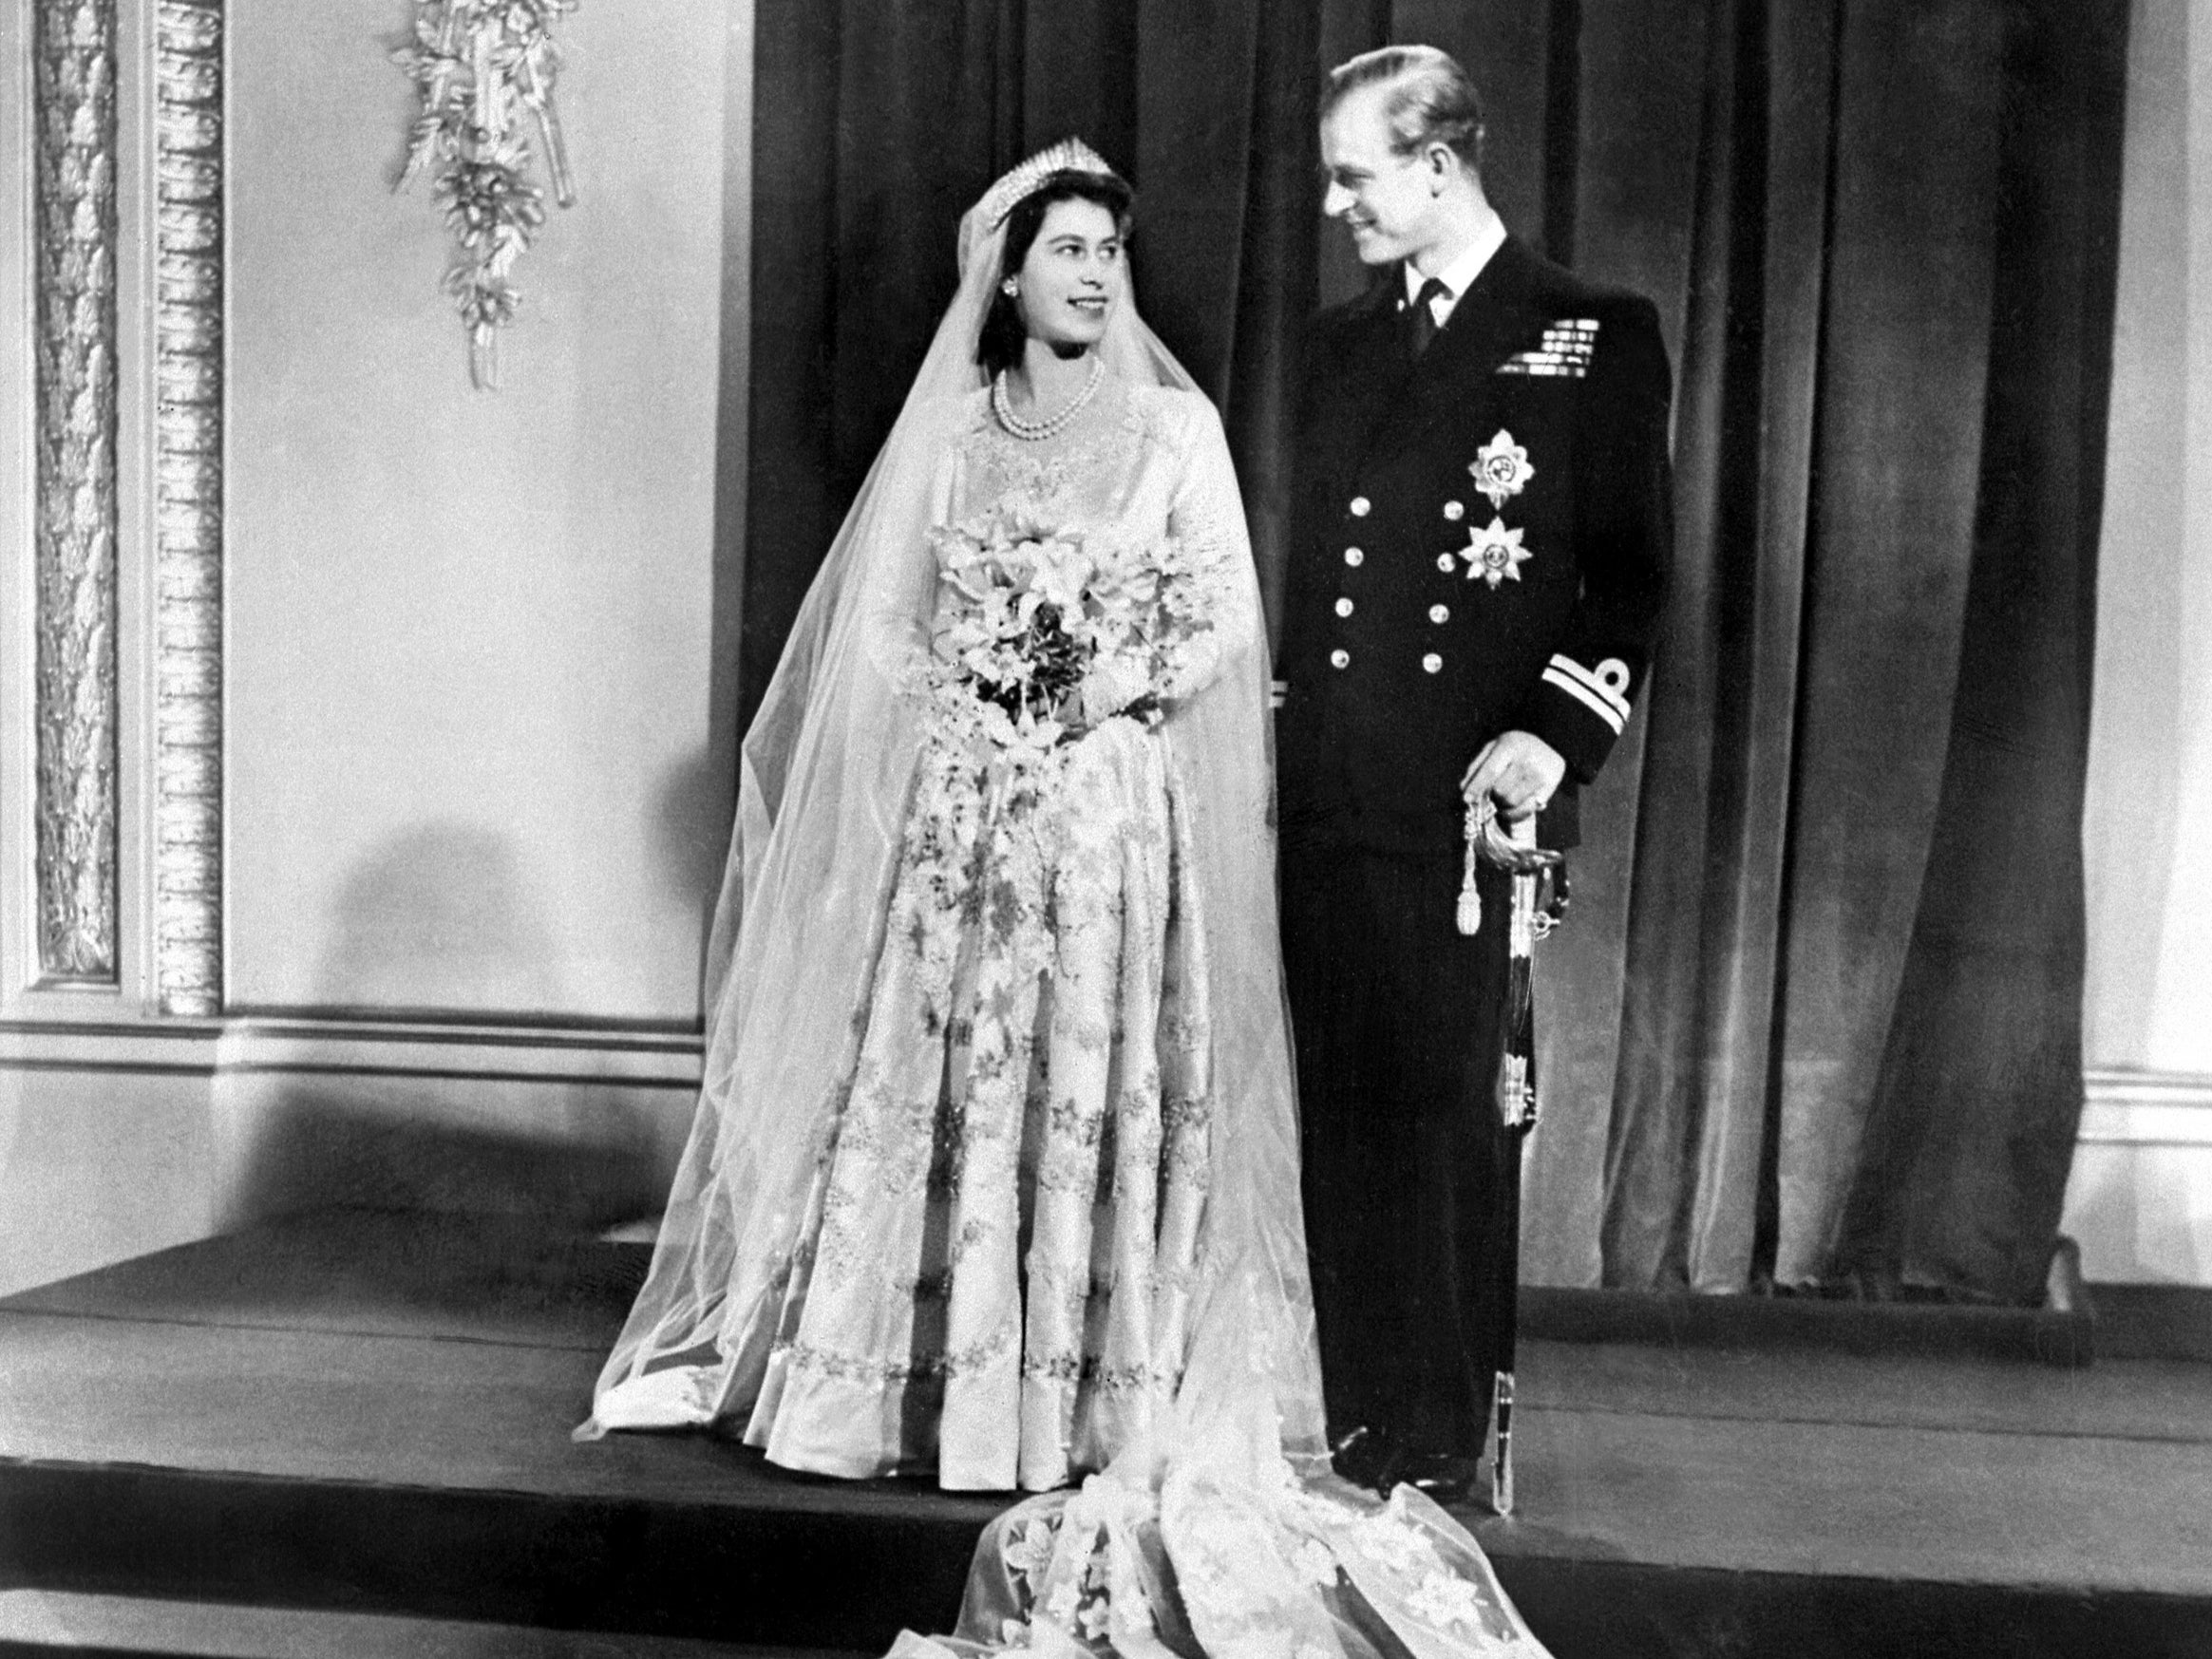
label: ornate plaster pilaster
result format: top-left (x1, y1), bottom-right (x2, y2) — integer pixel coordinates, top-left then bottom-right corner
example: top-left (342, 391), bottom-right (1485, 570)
top-left (154, 0), bottom-right (224, 1016)
top-left (32, 0), bottom-right (120, 985)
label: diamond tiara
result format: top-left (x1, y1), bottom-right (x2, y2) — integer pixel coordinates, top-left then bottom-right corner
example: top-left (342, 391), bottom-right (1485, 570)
top-left (978, 138), bottom-right (1118, 229)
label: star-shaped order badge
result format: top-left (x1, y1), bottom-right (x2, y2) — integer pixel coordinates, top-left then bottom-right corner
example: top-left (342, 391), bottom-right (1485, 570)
top-left (1471, 429), bottom-right (1535, 509)
top-left (1460, 517), bottom-right (1532, 587)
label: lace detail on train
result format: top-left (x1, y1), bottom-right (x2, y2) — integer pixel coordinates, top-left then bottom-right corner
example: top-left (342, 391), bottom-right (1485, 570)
top-left (885, 1424), bottom-right (1554, 1658)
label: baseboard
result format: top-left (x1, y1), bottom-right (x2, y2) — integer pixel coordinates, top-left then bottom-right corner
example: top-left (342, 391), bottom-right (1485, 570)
top-left (2064, 1068), bottom-right (2212, 1288)
top-left (2081, 1066), bottom-right (2212, 1143)
top-left (0, 1015), bottom-right (704, 1088)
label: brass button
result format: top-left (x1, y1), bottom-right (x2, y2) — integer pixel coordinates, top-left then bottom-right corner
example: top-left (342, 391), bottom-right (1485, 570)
top-left (1350, 497), bottom-right (1371, 518)
top-left (1443, 500), bottom-right (1465, 521)
top-left (1428, 604), bottom-right (1450, 624)
top-left (1344, 547), bottom-right (1365, 567)
top-left (1435, 554), bottom-right (1455, 573)
top-left (1334, 597), bottom-right (1354, 617)
top-left (1422, 652), bottom-right (1443, 673)
top-left (1330, 649), bottom-right (1351, 669)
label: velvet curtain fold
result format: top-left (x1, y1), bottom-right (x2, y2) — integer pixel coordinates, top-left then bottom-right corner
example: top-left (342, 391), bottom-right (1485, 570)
top-left (734, 0), bottom-right (2127, 1305)
top-left (1589, 0), bottom-right (2125, 1301)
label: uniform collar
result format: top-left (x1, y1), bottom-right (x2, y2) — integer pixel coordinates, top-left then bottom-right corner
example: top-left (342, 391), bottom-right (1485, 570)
top-left (1401, 209), bottom-right (1508, 325)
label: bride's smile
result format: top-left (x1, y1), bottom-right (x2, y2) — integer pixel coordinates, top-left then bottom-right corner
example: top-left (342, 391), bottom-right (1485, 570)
top-left (1011, 198), bottom-right (1124, 355)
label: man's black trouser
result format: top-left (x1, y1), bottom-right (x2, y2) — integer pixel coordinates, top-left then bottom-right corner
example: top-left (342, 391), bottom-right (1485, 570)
top-left (1281, 830), bottom-right (1517, 1459)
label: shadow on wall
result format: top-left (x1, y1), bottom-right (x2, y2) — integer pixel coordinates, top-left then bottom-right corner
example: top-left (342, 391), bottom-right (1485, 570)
top-left (218, 1084), bottom-right (673, 1232)
top-left (217, 820), bottom-right (683, 1234)
top-left (304, 820), bottom-right (566, 1014)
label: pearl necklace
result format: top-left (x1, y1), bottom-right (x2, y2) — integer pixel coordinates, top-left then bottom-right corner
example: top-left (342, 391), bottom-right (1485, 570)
top-left (992, 354), bottom-right (1105, 443)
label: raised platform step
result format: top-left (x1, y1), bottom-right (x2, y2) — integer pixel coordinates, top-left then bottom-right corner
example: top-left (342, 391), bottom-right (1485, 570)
top-left (0, 1591), bottom-right (855, 1659)
top-left (3, 1211), bottom-right (2209, 1659)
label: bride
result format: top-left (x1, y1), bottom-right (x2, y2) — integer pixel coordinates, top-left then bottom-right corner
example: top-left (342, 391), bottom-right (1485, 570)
top-left (583, 140), bottom-right (1553, 1655)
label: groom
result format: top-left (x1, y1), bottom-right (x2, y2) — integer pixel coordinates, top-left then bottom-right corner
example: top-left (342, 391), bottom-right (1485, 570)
top-left (1276, 45), bottom-right (1673, 1501)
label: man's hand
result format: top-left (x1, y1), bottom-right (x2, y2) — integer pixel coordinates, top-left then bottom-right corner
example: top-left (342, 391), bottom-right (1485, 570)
top-left (1461, 730), bottom-right (1566, 820)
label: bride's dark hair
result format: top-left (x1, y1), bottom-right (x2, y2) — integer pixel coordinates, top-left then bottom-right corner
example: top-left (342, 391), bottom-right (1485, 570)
top-left (977, 169), bottom-right (1135, 378)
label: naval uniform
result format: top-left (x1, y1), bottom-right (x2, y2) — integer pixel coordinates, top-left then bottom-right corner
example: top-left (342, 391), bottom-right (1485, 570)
top-left (1277, 231), bottom-right (1673, 1459)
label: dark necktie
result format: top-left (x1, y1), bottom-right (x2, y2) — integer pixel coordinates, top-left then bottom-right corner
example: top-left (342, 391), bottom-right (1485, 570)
top-left (1407, 275), bottom-right (1450, 357)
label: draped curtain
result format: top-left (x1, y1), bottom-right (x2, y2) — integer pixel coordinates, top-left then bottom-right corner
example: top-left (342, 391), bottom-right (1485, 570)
top-left (732, 0), bottom-right (2127, 1306)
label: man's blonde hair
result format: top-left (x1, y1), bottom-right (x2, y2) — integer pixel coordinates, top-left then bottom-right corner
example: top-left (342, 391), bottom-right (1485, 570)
top-left (1324, 45), bottom-right (1485, 172)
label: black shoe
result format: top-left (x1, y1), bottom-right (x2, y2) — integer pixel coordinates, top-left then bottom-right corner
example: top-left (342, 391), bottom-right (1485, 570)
top-left (1391, 1448), bottom-right (1480, 1506)
top-left (1329, 1423), bottom-right (1395, 1493)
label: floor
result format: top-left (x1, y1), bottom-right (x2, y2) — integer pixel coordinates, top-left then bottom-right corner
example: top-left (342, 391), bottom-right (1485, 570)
top-left (2, 1210), bottom-right (2208, 1656)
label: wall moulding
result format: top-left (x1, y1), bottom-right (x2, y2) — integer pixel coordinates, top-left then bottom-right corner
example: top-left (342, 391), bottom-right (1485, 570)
top-left (0, 1015), bottom-right (705, 1088)
top-left (2079, 1067), bottom-right (2212, 1147)
top-left (31, 0), bottom-right (123, 987)
top-left (153, 0), bottom-right (224, 1017)
top-left (20, 0), bottom-right (226, 1013)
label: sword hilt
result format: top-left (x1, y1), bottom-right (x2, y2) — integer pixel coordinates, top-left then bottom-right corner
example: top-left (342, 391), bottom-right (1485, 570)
top-left (1457, 799), bottom-right (1566, 938)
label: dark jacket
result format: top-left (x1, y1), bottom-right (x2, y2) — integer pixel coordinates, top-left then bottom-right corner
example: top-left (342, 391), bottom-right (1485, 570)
top-left (1276, 235), bottom-right (1673, 853)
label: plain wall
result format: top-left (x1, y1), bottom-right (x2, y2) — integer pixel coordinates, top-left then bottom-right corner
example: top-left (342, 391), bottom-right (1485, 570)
top-left (2063, 0), bottom-right (2212, 1285)
top-left (2083, 0), bottom-right (2212, 1072)
top-left (223, 0), bottom-right (733, 1023)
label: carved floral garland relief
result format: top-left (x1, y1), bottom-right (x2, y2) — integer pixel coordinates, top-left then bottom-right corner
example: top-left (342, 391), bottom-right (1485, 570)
top-left (32, 0), bottom-right (120, 985)
top-left (394, 1), bottom-right (579, 389)
top-left (27, 0), bottom-right (225, 1009)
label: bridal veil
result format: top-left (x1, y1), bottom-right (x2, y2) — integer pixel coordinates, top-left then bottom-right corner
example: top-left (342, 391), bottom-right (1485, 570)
top-left (582, 140), bottom-right (1327, 1469)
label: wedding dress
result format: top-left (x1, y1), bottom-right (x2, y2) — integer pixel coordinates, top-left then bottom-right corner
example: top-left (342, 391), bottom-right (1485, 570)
top-left (579, 139), bottom-right (1554, 1656)
top-left (741, 376), bottom-right (1257, 1490)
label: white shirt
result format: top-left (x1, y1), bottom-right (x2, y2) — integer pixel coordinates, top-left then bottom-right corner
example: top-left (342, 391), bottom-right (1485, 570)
top-left (1402, 210), bottom-right (1508, 331)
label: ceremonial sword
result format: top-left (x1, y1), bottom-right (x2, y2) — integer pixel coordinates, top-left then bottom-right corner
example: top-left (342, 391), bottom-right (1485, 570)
top-left (1458, 798), bottom-right (1568, 1517)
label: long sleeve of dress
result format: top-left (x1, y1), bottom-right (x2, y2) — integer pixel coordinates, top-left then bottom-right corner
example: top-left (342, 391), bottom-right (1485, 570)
top-left (1158, 395), bottom-right (1258, 705)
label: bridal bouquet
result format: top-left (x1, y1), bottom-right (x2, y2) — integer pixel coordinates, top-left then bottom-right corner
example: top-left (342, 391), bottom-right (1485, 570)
top-left (924, 501), bottom-right (1218, 753)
